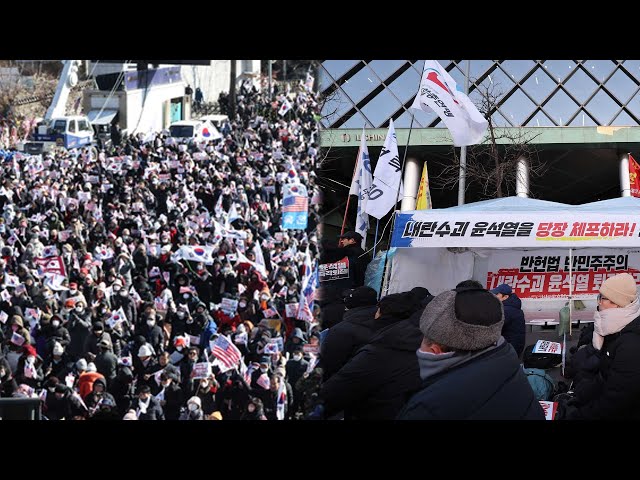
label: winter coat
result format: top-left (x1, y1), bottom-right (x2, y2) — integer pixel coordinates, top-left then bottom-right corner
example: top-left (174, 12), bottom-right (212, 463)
top-left (94, 349), bottom-right (119, 385)
top-left (78, 371), bottom-right (106, 399)
top-left (566, 314), bottom-right (640, 420)
top-left (161, 382), bottom-right (185, 420)
top-left (397, 341), bottom-right (545, 420)
top-left (501, 294), bottom-right (526, 357)
top-left (66, 310), bottom-right (92, 359)
top-left (83, 331), bottom-right (113, 358)
top-left (320, 312), bottom-right (423, 420)
top-left (132, 396), bottom-right (164, 420)
top-left (320, 305), bottom-right (378, 380)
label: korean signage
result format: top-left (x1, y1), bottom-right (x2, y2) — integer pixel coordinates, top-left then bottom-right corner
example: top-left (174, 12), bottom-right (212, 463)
top-left (485, 248), bottom-right (640, 299)
top-left (391, 211), bottom-right (640, 248)
top-left (319, 257), bottom-right (350, 283)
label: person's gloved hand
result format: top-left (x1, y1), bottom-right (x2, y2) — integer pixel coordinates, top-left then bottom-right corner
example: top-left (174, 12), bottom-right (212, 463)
top-left (306, 403), bottom-right (325, 420)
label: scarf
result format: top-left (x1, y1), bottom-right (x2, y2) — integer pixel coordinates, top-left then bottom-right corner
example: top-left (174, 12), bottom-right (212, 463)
top-left (417, 337), bottom-right (505, 381)
top-left (592, 297), bottom-right (640, 350)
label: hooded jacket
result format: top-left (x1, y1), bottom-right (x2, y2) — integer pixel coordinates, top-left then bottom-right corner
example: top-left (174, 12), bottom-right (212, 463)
top-left (501, 293), bottom-right (526, 357)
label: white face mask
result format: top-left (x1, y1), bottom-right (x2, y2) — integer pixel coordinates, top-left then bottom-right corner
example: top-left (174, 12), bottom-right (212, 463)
top-left (188, 403), bottom-right (198, 412)
top-left (147, 320), bottom-right (155, 327)
top-left (200, 380), bottom-right (209, 388)
top-left (239, 301), bottom-right (247, 308)
top-left (176, 346), bottom-right (183, 352)
top-left (260, 367), bottom-right (268, 373)
top-left (75, 306), bottom-right (84, 312)
top-left (177, 312), bottom-right (186, 318)
top-left (113, 286), bottom-right (121, 292)
top-left (293, 353), bottom-right (303, 361)
top-left (52, 320), bottom-right (60, 328)
top-left (69, 289), bottom-right (77, 295)
top-left (27, 356), bottom-right (35, 364)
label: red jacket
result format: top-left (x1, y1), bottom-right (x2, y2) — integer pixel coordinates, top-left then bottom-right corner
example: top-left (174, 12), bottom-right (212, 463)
top-left (214, 310), bottom-right (242, 330)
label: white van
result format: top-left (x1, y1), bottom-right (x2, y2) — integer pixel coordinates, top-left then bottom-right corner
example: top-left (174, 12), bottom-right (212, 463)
top-left (168, 120), bottom-right (222, 141)
top-left (199, 114), bottom-right (229, 129)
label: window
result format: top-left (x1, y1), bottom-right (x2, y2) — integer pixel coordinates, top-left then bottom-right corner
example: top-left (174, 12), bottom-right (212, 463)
top-left (78, 119), bottom-right (92, 132)
top-left (52, 120), bottom-right (67, 134)
top-left (68, 120), bottom-right (77, 133)
top-left (169, 125), bottom-right (195, 138)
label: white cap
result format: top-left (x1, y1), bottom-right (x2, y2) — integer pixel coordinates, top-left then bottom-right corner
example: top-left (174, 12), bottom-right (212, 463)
top-left (138, 345), bottom-right (153, 357)
top-left (76, 358), bottom-right (88, 371)
top-left (87, 362), bottom-right (97, 373)
top-left (53, 342), bottom-right (64, 356)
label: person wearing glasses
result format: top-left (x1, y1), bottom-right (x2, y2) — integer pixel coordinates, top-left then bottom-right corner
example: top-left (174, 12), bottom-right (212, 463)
top-left (560, 273), bottom-right (640, 419)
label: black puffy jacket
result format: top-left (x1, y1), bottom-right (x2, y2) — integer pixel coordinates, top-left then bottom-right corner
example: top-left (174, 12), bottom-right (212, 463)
top-left (320, 305), bottom-right (380, 381)
top-left (320, 312), bottom-right (423, 420)
top-left (397, 341), bottom-right (544, 420)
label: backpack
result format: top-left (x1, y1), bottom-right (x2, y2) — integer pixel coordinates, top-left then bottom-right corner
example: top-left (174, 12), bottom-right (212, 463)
top-left (523, 367), bottom-right (557, 401)
top-left (522, 344), bottom-right (562, 370)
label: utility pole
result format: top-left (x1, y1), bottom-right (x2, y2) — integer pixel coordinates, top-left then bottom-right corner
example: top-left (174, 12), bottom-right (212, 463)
top-left (230, 60), bottom-right (237, 119)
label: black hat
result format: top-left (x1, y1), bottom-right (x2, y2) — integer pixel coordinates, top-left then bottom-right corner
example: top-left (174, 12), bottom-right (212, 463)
top-left (338, 231), bottom-right (363, 243)
top-left (93, 322), bottom-right (104, 331)
top-left (378, 292), bottom-right (415, 319)
top-left (344, 286), bottom-right (378, 309)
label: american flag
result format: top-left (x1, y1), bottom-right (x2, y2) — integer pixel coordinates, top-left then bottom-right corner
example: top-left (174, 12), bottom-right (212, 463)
top-left (210, 334), bottom-right (242, 371)
top-left (282, 195), bottom-right (308, 213)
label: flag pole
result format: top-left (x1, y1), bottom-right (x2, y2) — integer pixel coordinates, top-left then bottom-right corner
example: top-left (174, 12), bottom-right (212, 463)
top-left (340, 141), bottom-right (362, 235)
top-left (372, 219), bottom-right (380, 257)
top-left (380, 114), bottom-right (415, 298)
top-left (458, 59), bottom-right (471, 206)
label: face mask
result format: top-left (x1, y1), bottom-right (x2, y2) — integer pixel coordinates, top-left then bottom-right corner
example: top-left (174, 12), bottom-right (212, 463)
top-left (119, 290), bottom-right (127, 296)
top-left (162, 380), bottom-right (171, 387)
top-left (277, 279), bottom-right (285, 286)
top-left (52, 320), bottom-right (61, 328)
top-left (75, 307), bottom-right (84, 313)
top-left (188, 403), bottom-right (198, 412)
top-left (293, 353), bottom-right (303, 361)
top-left (186, 318), bottom-right (194, 324)
top-left (147, 320), bottom-right (155, 327)
top-left (177, 312), bottom-right (186, 318)
top-left (27, 356), bottom-right (35, 364)
top-left (260, 295), bottom-right (269, 302)
top-left (239, 301), bottom-right (247, 308)
top-left (176, 346), bottom-right (183, 352)
top-left (183, 293), bottom-right (190, 299)
top-left (200, 380), bottom-right (209, 388)
top-left (113, 286), bottom-right (121, 292)
top-left (69, 289), bottom-right (77, 295)
top-left (260, 367), bottom-right (268, 373)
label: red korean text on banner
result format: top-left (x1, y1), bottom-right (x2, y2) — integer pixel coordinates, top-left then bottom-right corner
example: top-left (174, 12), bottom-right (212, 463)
top-left (630, 154), bottom-right (640, 198)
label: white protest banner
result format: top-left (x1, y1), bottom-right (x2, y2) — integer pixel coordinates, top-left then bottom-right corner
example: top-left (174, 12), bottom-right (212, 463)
top-left (1, 290), bottom-right (11, 302)
top-left (303, 344), bottom-right (319, 355)
top-left (533, 340), bottom-right (563, 355)
top-left (484, 248), bottom-right (640, 300)
top-left (539, 401), bottom-right (558, 420)
top-left (188, 334), bottom-right (201, 347)
top-left (392, 212), bottom-right (640, 249)
top-left (0, 311), bottom-right (7, 324)
top-left (191, 362), bottom-right (212, 380)
top-left (220, 298), bottom-right (238, 315)
top-left (285, 303), bottom-right (299, 317)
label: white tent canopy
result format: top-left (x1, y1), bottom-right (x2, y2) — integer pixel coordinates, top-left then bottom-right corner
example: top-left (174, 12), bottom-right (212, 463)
top-left (387, 196), bottom-right (640, 304)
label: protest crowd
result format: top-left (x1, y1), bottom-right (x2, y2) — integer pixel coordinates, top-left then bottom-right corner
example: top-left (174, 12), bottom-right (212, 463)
top-left (0, 79), bottom-right (325, 421)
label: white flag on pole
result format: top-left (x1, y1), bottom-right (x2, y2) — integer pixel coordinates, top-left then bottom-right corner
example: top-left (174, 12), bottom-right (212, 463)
top-left (411, 60), bottom-right (488, 147)
top-left (350, 129), bottom-right (372, 249)
top-left (365, 119), bottom-right (404, 219)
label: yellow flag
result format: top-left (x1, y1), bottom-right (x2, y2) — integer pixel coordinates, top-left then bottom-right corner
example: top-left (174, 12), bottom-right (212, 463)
top-left (415, 162), bottom-right (432, 210)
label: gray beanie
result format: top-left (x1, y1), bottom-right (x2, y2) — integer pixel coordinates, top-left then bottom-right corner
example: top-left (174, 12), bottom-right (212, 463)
top-left (419, 289), bottom-right (504, 351)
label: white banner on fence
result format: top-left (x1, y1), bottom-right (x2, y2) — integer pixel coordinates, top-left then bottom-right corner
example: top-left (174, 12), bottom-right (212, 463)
top-left (392, 212), bottom-right (640, 248)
